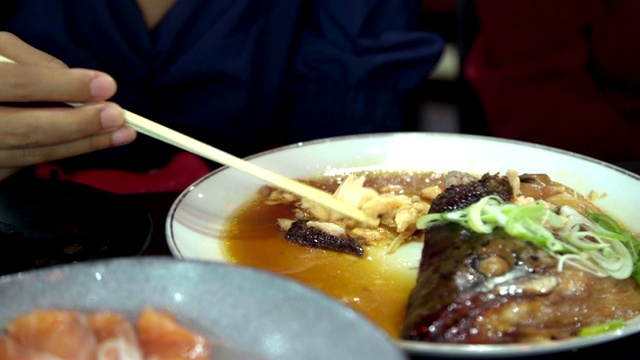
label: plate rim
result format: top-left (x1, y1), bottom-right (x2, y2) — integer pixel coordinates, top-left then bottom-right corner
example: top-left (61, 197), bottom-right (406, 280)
top-left (0, 256), bottom-right (407, 360)
top-left (165, 131), bottom-right (640, 358)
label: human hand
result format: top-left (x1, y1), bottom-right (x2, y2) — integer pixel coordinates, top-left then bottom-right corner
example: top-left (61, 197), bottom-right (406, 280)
top-left (0, 32), bottom-right (136, 180)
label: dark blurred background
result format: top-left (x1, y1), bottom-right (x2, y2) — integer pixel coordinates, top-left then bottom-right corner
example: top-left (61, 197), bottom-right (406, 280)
top-left (406, 0), bottom-right (488, 136)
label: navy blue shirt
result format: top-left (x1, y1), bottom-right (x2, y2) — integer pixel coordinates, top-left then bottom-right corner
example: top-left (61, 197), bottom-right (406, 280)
top-left (2, 0), bottom-right (443, 173)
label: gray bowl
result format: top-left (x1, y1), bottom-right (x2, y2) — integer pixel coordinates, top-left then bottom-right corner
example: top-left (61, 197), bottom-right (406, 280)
top-left (0, 256), bottom-right (406, 360)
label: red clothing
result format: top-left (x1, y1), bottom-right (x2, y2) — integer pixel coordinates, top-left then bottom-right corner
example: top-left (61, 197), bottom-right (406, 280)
top-left (465, 0), bottom-right (640, 163)
top-left (34, 152), bottom-right (211, 194)
top-left (3, 0), bottom-right (443, 194)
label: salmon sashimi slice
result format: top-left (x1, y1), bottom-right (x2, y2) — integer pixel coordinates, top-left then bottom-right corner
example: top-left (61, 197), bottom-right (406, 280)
top-left (5, 310), bottom-right (98, 360)
top-left (136, 308), bottom-right (210, 360)
top-left (87, 312), bottom-right (144, 360)
top-left (0, 333), bottom-right (65, 360)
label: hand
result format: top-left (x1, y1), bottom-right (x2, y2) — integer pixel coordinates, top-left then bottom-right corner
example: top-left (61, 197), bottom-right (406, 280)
top-left (0, 31), bottom-right (136, 180)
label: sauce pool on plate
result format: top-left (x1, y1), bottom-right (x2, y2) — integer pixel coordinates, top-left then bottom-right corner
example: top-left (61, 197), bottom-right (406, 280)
top-left (221, 171), bottom-right (440, 337)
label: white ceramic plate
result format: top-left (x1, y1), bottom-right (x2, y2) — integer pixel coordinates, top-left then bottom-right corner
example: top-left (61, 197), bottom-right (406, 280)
top-left (0, 256), bottom-right (406, 360)
top-left (166, 132), bottom-right (640, 358)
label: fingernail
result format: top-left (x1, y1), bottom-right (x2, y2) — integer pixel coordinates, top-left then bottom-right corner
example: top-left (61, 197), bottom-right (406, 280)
top-left (111, 126), bottom-right (137, 146)
top-left (89, 75), bottom-right (116, 99)
top-left (100, 105), bottom-right (124, 129)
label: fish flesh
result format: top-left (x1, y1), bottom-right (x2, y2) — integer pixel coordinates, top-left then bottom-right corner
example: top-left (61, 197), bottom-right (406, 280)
top-left (401, 173), bottom-right (640, 343)
top-left (1, 308), bottom-right (211, 359)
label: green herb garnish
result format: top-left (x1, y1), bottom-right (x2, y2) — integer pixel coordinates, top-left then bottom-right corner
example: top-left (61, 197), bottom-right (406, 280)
top-left (417, 195), bottom-right (640, 282)
top-left (579, 319), bottom-right (625, 337)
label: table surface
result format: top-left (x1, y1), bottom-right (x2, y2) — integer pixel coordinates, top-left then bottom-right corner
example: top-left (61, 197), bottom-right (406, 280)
top-left (125, 182), bottom-right (639, 360)
top-left (3, 161), bottom-right (638, 360)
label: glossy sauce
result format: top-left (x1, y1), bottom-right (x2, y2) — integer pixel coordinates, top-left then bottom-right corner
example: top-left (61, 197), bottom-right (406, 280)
top-left (222, 171), bottom-right (443, 338)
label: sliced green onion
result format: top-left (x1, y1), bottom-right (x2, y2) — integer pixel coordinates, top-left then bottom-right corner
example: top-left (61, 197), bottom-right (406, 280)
top-left (578, 319), bottom-right (625, 337)
top-left (417, 195), bottom-right (640, 282)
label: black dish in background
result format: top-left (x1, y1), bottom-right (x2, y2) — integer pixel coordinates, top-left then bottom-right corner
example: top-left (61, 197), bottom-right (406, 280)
top-left (615, 161), bottom-right (640, 176)
top-left (0, 177), bottom-right (152, 275)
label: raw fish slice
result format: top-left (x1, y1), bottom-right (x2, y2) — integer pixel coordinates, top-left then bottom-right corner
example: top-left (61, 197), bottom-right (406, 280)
top-left (0, 334), bottom-right (63, 360)
top-left (136, 308), bottom-right (210, 360)
top-left (87, 312), bottom-right (144, 360)
top-left (5, 310), bottom-right (98, 360)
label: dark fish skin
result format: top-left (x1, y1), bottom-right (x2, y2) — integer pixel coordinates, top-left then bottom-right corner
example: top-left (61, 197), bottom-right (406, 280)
top-left (401, 222), bottom-right (559, 344)
top-left (284, 220), bottom-right (364, 257)
top-left (402, 171), bottom-right (640, 344)
top-left (429, 173), bottom-right (513, 214)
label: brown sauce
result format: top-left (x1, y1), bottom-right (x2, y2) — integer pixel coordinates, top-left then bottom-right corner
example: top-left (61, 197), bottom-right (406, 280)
top-left (222, 171), bottom-right (443, 338)
top-left (222, 170), bottom-right (640, 342)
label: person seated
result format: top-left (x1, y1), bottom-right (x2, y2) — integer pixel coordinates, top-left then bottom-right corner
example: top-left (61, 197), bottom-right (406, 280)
top-left (0, 0), bottom-right (444, 193)
top-left (463, 0), bottom-right (640, 165)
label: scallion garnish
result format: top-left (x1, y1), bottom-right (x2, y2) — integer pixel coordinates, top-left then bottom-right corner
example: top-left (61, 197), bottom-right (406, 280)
top-left (578, 319), bottom-right (625, 337)
top-left (417, 195), bottom-right (640, 282)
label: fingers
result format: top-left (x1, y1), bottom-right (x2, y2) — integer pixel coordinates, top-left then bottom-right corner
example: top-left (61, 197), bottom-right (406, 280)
top-left (0, 103), bottom-right (129, 147)
top-left (0, 63), bottom-right (117, 103)
top-left (0, 124), bottom-right (136, 182)
top-left (0, 167), bottom-right (21, 180)
top-left (0, 127), bottom-right (137, 168)
top-left (0, 103), bottom-right (136, 167)
top-left (0, 32), bottom-right (117, 103)
top-left (0, 32), bottom-right (136, 178)
top-left (0, 31), bottom-right (67, 68)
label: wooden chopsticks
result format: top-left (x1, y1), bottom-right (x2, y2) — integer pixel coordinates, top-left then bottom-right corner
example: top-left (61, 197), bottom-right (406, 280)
top-left (0, 55), bottom-right (380, 227)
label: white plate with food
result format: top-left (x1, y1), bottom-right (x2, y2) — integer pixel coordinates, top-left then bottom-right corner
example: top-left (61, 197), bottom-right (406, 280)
top-left (0, 256), bottom-right (406, 360)
top-left (166, 132), bottom-right (640, 358)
